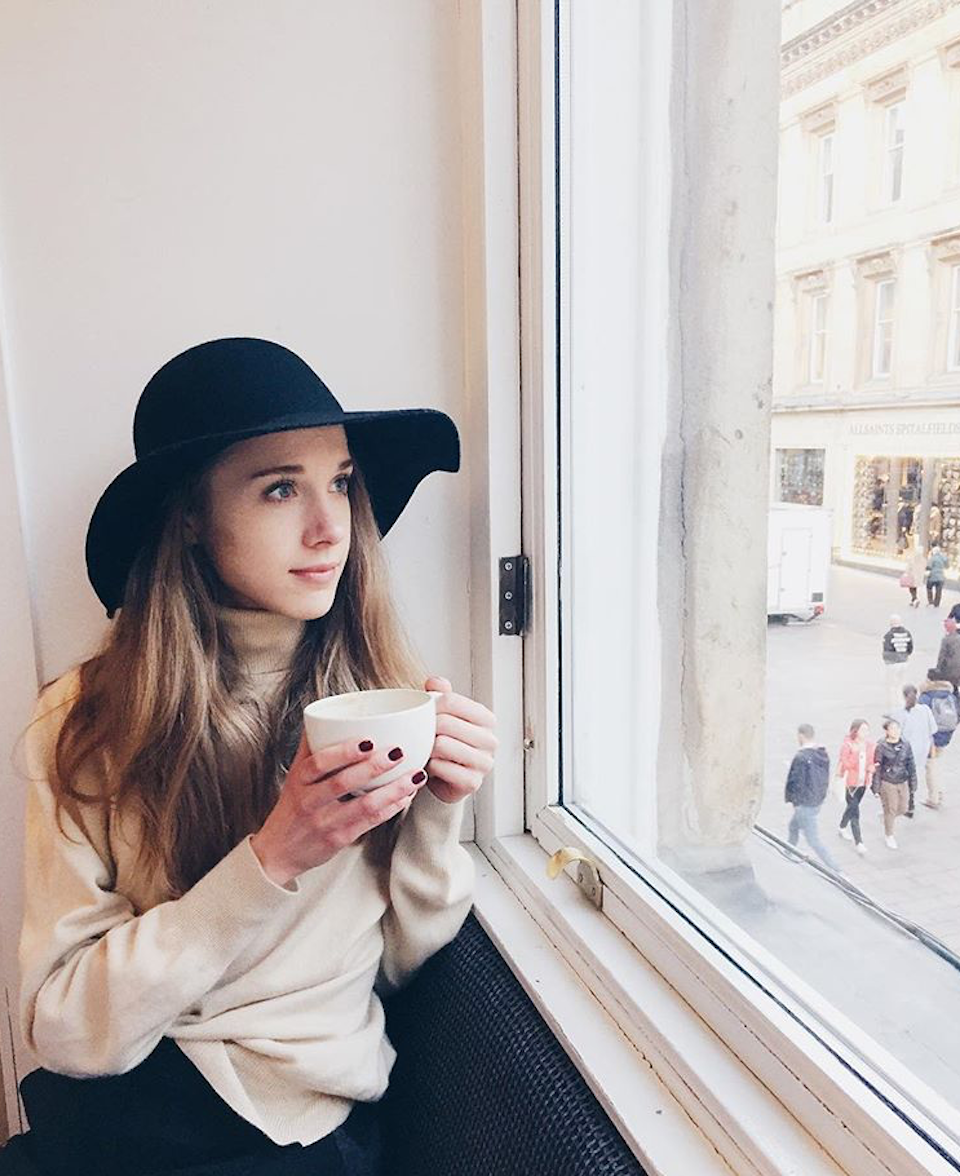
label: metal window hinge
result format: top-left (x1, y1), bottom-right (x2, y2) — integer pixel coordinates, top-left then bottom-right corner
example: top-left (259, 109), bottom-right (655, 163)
top-left (499, 555), bottom-right (529, 636)
top-left (546, 847), bottom-right (603, 909)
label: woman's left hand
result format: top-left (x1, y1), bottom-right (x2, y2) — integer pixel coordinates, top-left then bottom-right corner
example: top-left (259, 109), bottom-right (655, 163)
top-left (423, 676), bottom-right (498, 803)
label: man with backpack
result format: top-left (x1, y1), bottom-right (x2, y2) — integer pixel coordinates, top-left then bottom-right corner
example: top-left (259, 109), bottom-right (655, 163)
top-left (882, 614), bottom-right (914, 709)
top-left (893, 685), bottom-right (938, 812)
top-left (919, 668), bottom-right (958, 809)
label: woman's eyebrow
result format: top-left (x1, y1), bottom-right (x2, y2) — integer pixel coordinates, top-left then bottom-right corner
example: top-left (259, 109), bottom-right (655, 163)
top-left (248, 458), bottom-right (354, 480)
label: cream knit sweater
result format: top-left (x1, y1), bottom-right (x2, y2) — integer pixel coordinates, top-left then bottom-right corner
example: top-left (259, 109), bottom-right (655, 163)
top-left (18, 607), bottom-right (474, 1146)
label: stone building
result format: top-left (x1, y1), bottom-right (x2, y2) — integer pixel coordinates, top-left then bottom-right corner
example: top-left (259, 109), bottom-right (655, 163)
top-left (772, 0), bottom-right (960, 573)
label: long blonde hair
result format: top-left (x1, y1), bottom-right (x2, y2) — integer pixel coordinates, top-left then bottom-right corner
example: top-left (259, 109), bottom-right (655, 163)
top-left (49, 458), bottom-right (426, 897)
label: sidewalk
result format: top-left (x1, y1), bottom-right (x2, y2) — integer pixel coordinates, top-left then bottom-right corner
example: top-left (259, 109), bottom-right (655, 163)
top-left (762, 563), bottom-right (960, 952)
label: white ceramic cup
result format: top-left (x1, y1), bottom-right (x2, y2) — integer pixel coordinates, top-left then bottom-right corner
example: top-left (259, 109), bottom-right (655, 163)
top-left (303, 688), bottom-right (442, 793)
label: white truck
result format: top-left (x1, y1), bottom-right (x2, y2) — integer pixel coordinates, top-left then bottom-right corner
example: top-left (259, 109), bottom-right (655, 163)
top-left (767, 503), bottom-right (832, 622)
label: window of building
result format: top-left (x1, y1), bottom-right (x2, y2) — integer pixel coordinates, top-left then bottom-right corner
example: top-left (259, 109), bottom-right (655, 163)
top-left (818, 131), bottom-right (834, 222)
top-left (808, 290), bottom-right (827, 381)
top-left (871, 277), bottom-right (895, 377)
top-left (949, 264), bottom-right (960, 371)
top-left (884, 99), bottom-right (905, 202)
top-left (776, 448), bottom-right (824, 504)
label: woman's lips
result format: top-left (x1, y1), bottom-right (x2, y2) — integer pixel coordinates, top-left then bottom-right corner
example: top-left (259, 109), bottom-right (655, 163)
top-left (290, 565), bottom-right (338, 584)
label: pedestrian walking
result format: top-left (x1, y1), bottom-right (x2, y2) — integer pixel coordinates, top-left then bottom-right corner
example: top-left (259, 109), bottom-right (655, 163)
top-left (900, 544), bottom-right (925, 609)
top-left (892, 685), bottom-right (938, 810)
top-left (926, 545), bottom-right (949, 608)
top-left (872, 718), bottom-right (917, 850)
top-left (881, 613), bottom-right (913, 710)
top-left (920, 667), bottom-right (959, 807)
top-left (837, 719), bottom-right (875, 854)
top-left (784, 724), bottom-right (840, 871)
top-left (934, 617), bottom-right (960, 691)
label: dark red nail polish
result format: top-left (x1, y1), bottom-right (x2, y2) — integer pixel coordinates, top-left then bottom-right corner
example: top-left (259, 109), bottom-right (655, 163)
top-left (359, 740), bottom-right (374, 752)
top-left (412, 770), bottom-right (427, 785)
top-left (388, 746), bottom-right (404, 762)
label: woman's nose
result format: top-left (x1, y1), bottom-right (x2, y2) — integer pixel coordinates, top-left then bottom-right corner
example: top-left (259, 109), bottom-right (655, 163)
top-left (303, 507), bottom-right (347, 547)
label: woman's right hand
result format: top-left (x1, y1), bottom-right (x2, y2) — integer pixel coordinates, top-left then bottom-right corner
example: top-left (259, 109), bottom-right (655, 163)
top-left (249, 733), bottom-right (427, 887)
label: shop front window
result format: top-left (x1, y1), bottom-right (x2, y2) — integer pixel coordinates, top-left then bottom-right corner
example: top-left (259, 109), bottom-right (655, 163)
top-left (850, 456), bottom-right (960, 560)
top-left (851, 454), bottom-right (922, 555)
top-left (931, 459), bottom-right (960, 568)
top-left (775, 447), bottom-right (824, 504)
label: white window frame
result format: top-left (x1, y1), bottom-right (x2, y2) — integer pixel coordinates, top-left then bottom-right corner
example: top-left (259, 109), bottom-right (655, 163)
top-left (462, 2), bottom-right (959, 1174)
top-left (872, 277), bottom-right (895, 378)
top-left (884, 99), bottom-right (905, 204)
top-left (809, 291), bottom-right (828, 383)
top-left (818, 131), bottom-right (834, 223)
top-left (949, 264), bottom-right (960, 373)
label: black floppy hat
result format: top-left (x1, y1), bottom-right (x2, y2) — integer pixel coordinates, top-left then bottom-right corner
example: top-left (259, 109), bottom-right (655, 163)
top-left (85, 337), bottom-right (460, 616)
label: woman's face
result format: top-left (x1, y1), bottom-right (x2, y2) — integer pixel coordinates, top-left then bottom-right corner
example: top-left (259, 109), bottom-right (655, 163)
top-left (854, 723), bottom-right (869, 742)
top-left (885, 721), bottom-right (901, 742)
top-left (196, 425), bottom-right (353, 619)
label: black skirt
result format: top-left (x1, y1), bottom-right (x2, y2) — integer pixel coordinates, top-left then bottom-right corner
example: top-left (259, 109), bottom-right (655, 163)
top-left (0, 1037), bottom-right (383, 1176)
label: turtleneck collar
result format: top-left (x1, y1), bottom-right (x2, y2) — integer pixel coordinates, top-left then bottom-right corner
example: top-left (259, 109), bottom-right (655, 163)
top-left (216, 605), bottom-right (307, 678)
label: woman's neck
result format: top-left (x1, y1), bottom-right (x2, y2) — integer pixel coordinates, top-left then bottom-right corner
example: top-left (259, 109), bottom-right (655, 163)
top-left (216, 605), bottom-right (306, 677)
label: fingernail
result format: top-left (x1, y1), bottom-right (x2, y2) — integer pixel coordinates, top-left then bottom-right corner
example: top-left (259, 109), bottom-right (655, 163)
top-left (388, 747), bottom-right (404, 762)
top-left (412, 770), bottom-right (427, 785)
top-left (359, 740), bottom-right (374, 752)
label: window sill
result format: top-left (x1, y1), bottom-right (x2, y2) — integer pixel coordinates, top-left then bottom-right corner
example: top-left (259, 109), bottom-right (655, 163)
top-left (469, 838), bottom-right (848, 1176)
top-left (470, 830), bottom-right (958, 1176)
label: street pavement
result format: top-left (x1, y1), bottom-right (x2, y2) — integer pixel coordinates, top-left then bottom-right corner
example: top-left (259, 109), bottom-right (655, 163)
top-left (763, 564), bottom-right (960, 952)
top-left (679, 563), bottom-right (960, 1115)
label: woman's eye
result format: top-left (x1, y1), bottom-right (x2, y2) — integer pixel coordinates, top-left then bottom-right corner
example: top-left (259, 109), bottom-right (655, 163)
top-left (264, 479), bottom-right (297, 502)
top-left (333, 474), bottom-right (353, 495)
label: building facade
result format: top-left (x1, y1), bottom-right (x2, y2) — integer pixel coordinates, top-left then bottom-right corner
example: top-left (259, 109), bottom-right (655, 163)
top-left (773, 0), bottom-right (960, 572)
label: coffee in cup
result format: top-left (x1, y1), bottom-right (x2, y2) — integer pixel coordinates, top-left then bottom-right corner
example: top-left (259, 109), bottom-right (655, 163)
top-left (303, 688), bottom-right (441, 793)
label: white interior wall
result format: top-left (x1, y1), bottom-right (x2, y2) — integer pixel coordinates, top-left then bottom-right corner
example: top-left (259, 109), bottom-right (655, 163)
top-left (0, 0), bottom-right (471, 1126)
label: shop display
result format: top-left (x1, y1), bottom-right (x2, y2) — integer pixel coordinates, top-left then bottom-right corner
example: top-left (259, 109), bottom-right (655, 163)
top-left (850, 455), bottom-right (960, 563)
top-left (933, 460), bottom-right (960, 568)
top-left (852, 456), bottom-right (891, 554)
top-left (776, 448), bottom-right (824, 505)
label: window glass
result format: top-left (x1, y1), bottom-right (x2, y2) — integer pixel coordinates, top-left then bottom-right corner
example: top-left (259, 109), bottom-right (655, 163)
top-left (819, 132), bottom-right (834, 223)
top-left (885, 100), bottom-right (905, 202)
top-left (872, 278), bottom-right (895, 377)
top-left (776, 448), bottom-right (825, 505)
top-left (949, 264), bottom-right (960, 372)
top-left (553, 0), bottom-right (960, 1152)
top-left (809, 291), bottom-right (827, 382)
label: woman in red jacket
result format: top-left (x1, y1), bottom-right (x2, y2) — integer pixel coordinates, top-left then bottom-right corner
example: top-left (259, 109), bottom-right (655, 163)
top-left (837, 719), bottom-right (875, 854)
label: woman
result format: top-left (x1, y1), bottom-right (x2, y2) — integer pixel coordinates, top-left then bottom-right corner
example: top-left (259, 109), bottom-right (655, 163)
top-left (900, 543), bottom-right (925, 609)
top-left (926, 545), bottom-right (949, 608)
top-left (837, 719), bottom-right (874, 854)
top-left (872, 717), bottom-right (917, 850)
top-left (3, 338), bottom-right (497, 1175)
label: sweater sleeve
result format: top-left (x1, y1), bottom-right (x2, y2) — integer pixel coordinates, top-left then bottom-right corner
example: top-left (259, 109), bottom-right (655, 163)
top-left (18, 683), bottom-right (301, 1078)
top-left (376, 787), bottom-right (474, 997)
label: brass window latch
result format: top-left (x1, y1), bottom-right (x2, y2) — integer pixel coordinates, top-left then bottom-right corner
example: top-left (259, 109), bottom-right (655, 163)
top-left (547, 847), bottom-right (602, 909)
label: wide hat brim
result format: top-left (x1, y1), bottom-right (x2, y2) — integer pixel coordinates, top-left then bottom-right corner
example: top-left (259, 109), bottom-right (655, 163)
top-left (86, 407), bottom-right (459, 615)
